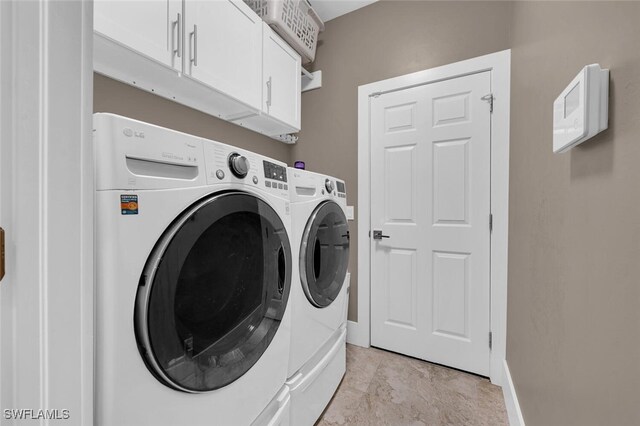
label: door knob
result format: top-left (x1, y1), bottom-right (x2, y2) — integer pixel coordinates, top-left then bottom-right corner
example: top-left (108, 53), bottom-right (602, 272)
top-left (372, 230), bottom-right (390, 240)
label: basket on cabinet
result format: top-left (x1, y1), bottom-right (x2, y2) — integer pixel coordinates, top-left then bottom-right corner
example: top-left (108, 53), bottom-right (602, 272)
top-left (244, 0), bottom-right (325, 64)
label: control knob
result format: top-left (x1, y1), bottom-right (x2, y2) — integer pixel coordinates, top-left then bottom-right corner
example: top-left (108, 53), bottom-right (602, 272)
top-left (228, 153), bottom-right (250, 178)
top-left (325, 179), bottom-right (334, 193)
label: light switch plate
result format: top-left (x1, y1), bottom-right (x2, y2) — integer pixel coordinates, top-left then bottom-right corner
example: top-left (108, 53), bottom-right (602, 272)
top-left (346, 205), bottom-right (354, 220)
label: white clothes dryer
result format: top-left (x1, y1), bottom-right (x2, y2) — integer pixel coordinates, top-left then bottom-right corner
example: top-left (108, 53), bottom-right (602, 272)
top-left (94, 113), bottom-right (293, 425)
top-left (285, 168), bottom-right (350, 426)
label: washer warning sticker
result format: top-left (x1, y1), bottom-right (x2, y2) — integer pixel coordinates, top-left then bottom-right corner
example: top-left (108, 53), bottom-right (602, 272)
top-left (121, 194), bottom-right (139, 215)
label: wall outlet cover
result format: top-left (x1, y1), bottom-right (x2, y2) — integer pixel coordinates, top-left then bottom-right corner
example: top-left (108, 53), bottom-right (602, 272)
top-left (346, 205), bottom-right (354, 220)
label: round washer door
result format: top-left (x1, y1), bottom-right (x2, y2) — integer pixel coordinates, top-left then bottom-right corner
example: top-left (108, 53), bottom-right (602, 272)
top-left (135, 192), bottom-right (291, 393)
top-left (300, 201), bottom-right (350, 308)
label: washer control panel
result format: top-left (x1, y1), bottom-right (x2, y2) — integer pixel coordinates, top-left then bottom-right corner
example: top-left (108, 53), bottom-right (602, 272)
top-left (228, 153), bottom-right (250, 178)
top-left (263, 161), bottom-right (288, 192)
top-left (263, 161), bottom-right (287, 182)
top-left (203, 141), bottom-right (288, 197)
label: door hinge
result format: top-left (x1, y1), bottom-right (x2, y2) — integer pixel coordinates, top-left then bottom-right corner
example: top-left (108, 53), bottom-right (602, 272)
top-left (489, 213), bottom-right (493, 233)
top-left (489, 332), bottom-right (493, 350)
top-left (481, 93), bottom-right (494, 113)
top-left (0, 227), bottom-right (5, 282)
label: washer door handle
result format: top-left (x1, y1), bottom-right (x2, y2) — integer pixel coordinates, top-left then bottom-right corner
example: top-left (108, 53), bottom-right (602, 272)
top-left (277, 244), bottom-right (286, 294)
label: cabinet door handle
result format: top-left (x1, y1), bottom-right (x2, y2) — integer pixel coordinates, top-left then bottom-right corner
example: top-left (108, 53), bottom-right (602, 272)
top-left (0, 227), bottom-right (4, 282)
top-left (266, 76), bottom-right (272, 108)
top-left (190, 24), bottom-right (198, 66)
top-left (172, 13), bottom-right (182, 58)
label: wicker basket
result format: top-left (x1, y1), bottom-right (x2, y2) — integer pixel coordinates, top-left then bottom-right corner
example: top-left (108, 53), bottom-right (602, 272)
top-left (245, 0), bottom-right (325, 64)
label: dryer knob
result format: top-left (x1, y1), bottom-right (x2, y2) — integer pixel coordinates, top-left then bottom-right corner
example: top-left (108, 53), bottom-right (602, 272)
top-left (228, 153), bottom-right (250, 178)
top-left (325, 179), bottom-right (334, 193)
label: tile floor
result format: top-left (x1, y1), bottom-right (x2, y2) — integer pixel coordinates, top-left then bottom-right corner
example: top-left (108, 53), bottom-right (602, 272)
top-left (317, 345), bottom-right (508, 426)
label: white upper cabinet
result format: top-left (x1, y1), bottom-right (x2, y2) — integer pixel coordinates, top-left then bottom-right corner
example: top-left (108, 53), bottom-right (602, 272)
top-left (262, 24), bottom-right (301, 129)
top-left (94, 1), bottom-right (303, 140)
top-left (184, 0), bottom-right (262, 110)
top-left (94, 0), bottom-right (182, 71)
top-left (231, 24), bottom-right (301, 137)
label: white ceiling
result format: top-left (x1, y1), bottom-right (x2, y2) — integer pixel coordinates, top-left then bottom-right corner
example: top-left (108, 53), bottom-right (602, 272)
top-left (311, 0), bottom-right (378, 23)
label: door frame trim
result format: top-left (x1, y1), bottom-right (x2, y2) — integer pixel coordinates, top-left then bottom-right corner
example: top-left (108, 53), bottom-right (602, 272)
top-left (354, 50), bottom-right (511, 386)
top-left (1, 1), bottom-right (94, 422)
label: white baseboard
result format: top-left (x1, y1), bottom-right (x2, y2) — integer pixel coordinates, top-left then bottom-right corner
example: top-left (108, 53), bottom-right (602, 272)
top-left (502, 360), bottom-right (526, 426)
top-left (346, 320), bottom-right (369, 348)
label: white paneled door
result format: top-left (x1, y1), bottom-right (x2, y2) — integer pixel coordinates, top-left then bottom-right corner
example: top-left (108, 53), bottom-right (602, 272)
top-left (370, 71), bottom-right (492, 376)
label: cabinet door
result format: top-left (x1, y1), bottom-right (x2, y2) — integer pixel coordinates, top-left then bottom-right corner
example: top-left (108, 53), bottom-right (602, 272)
top-left (94, 0), bottom-right (182, 71)
top-left (263, 25), bottom-right (301, 128)
top-left (185, 0), bottom-right (262, 110)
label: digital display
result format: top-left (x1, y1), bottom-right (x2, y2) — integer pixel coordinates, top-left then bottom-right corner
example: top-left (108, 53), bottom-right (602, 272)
top-left (263, 161), bottom-right (287, 182)
top-left (336, 181), bottom-right (345, 193)
top-left (564, 82), bottom-right (580, 118)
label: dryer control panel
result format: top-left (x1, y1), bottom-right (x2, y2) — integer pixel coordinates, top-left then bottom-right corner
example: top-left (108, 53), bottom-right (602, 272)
top-left (336, 180), bottom-right (347, 199)
top-left (288, 168), bottom-right (347, 207)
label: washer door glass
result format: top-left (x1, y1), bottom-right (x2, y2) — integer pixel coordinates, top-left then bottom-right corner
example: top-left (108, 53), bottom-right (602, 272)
top-left (135, 192), bottom-right (291, 393)
top-left (300, 201), bottom-right (350, 308)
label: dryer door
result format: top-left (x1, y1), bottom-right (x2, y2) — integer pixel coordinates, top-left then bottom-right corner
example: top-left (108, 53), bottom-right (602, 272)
top-left (135, 192), bottom-right (291, 393)
top-left (300, 201), bottom-right (350, 308)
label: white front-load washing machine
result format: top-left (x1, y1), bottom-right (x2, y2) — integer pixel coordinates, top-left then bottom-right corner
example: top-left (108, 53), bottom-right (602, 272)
top-left (94, 113), bottom-right (293, 425)
top-left (286, 168), bottom-right (350, 426)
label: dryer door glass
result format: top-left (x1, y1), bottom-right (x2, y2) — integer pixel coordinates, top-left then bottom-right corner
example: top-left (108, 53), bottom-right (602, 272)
top-left (135, 192), bottom-right (291, 393)
top-left (300, 201), bottom-right (350, 307)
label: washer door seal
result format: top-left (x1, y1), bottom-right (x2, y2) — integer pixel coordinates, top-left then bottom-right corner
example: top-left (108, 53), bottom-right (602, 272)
top-left (134, 191), bottom-right (291, 393)
top-left (300, 201), bottom-right (350, 308)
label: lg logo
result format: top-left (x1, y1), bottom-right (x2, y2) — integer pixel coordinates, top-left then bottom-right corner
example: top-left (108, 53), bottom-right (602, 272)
top-left (123, 128), bottom-right (145, 138)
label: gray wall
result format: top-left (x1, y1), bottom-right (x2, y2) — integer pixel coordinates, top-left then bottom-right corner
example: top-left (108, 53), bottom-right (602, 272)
top-left (292, 1), bottom-right (512, 320)
top-left (94, 74), bottom-right (291, 163)
top-left (507, 2), bottom-right (640, 425)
